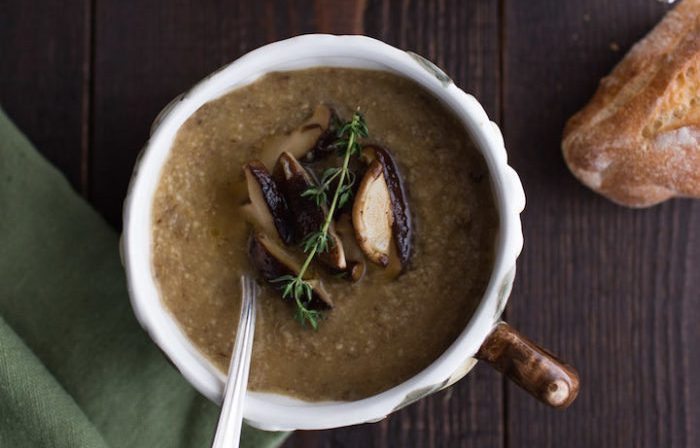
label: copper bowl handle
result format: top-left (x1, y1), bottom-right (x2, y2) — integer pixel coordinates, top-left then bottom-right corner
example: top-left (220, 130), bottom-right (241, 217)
top-left (476, 322), bottom-right (580, 409)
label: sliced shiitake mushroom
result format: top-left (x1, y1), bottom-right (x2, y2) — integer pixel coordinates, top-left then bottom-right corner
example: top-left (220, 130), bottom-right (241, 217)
top-left (273, 151), bottom-right (347, 270)
top-left (360, 145), bottom-right (413, 269)
top-left (248, 232), bottom-right (333, 309)
top-left (243, 160), bottom-right (294, 245)
top-left (272, 152), bottom-right (323, 240)
top-left (305, 108), bottom-right (340, 162)
top-left (260, 104), bottom-right (336, 169)
top-left (352, 160), bottom-right (393, 267)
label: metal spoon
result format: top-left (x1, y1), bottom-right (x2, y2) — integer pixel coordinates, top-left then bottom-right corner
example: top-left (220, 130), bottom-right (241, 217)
top-left (211, 275), bottom-right (258, 448)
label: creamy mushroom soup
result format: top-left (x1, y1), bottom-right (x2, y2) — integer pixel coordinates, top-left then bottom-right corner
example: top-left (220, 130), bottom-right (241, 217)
top-left (152, 68), bottom-right (498, 401)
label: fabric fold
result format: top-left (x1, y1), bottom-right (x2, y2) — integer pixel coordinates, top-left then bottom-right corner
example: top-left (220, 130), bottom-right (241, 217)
top-left (0, 108), bottom-right (288, 448)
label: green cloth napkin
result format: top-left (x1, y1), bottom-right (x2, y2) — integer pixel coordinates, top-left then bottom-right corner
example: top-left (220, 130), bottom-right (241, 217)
top-left (0, 108), bottom-right (289, 448)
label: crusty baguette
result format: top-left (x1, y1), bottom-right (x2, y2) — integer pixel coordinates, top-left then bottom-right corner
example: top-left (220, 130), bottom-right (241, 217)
top-left (562, 0), bottom-right (700, 207)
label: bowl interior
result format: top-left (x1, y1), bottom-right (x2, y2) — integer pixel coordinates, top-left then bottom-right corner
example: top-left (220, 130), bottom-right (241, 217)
top-left (123, 34), bottom-right (523, 431)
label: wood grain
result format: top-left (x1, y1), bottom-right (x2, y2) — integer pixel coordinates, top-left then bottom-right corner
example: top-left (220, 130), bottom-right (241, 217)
top-left (0, 0), bottom-right (91, 194)
top-left (89, 0), bottom-right (504, 442)
top-left (315, 0), bottom-right (367, 34)
top-left (503, 1), bottom-right (699, 446)
top-left (285, 1), bottom-right (504, 447)
top-left (4, 0), bottom-right (699, 446)
top-left (477, 322), bottom-right (579, 409)
top-left (90, 0), bottom-right (316, 227)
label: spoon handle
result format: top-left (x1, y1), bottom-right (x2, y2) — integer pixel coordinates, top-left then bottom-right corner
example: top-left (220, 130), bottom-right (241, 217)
top-left (212, 276), bottom-right (258, 448)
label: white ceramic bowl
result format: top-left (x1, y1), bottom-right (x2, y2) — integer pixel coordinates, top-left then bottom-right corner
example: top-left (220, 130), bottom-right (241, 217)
top-left (123, 34), bottom-right (527, 431)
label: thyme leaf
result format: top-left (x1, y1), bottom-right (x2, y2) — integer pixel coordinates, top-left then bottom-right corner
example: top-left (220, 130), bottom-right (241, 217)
top-left (272, 111), bottom-right (368, 329)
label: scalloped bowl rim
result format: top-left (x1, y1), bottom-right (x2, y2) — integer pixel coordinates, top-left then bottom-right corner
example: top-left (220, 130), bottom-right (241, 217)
top-left (122, 34), bottom-right (525, 431)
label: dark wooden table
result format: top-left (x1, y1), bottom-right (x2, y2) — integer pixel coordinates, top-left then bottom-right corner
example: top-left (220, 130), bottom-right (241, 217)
top-left (3, 1), bottom-right (699, 446)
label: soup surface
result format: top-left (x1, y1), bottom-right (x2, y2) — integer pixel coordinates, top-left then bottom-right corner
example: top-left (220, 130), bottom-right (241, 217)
top-left (152, 68), bottom-right (498, 401)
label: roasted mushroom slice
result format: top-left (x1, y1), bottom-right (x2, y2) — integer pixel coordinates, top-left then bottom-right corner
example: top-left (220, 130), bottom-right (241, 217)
top-left (352, 160), bottom-right (393, 267)
top-left (273, 151), bottom-right (347, 270)
top-left (260, 104), bottom-right (336, 169)
top-left (272, 152), bottom-right (323, 241)
top-left (305, 108), bottom-right (340, 162)
top-left (243, 160), bottom-right (293, 245)
top-left (360, 145), bottom-right (413, 268)
top-left (248, 232), bottom-right (333, 309)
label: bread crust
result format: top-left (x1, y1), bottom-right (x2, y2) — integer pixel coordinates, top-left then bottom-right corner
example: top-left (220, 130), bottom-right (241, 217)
top-left (562, 0), bottom-right (700, 207)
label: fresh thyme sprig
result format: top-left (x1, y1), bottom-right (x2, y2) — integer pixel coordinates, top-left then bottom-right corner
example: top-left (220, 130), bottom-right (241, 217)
top-left (302, 168), bottom-right (357, 209)
top-left (274, 111), bottom-right (368, 329)
top-left (270, 274), bottom-right (324, 330)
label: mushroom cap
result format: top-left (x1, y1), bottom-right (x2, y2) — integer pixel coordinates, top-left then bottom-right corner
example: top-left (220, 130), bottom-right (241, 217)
top-left (273, 151), bottom-right (347, 270)
top-left (243, 160), bottom-right (293, 245)
top-left (272, 152), bottom-right (324, 241)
